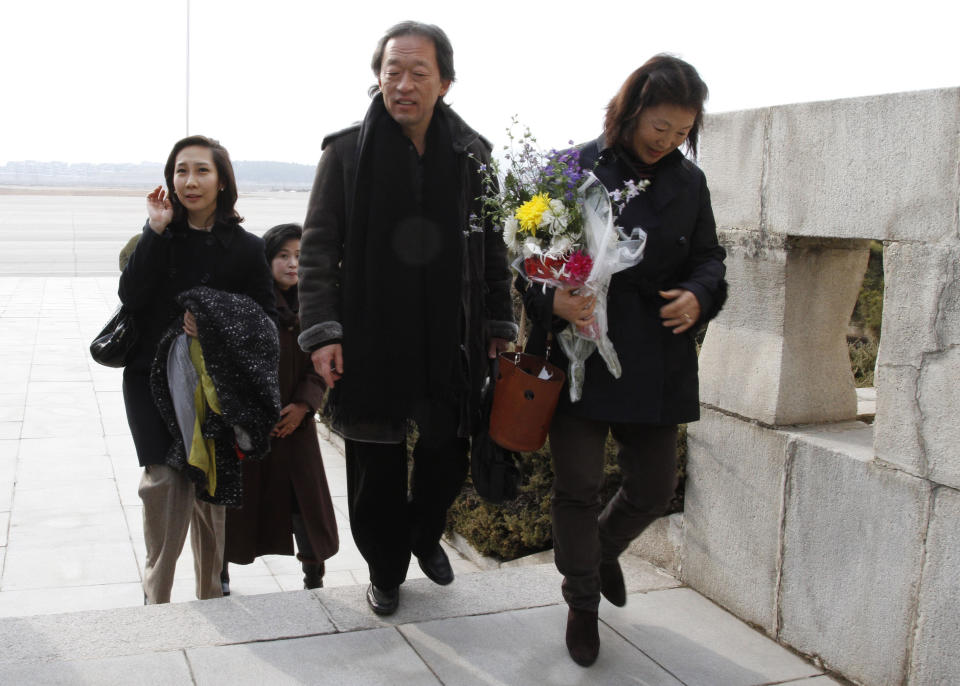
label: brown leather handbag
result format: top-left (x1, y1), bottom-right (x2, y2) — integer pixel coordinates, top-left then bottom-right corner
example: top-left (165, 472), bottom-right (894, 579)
top-left (488, 350), bottom-right (565, 452)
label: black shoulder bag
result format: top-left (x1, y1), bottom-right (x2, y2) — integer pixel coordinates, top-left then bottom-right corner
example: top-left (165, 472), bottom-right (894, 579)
top-left (90, 306), bottom-right (138, 368)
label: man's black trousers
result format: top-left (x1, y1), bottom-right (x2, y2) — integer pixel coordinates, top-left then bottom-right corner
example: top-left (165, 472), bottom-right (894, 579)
top-left (344, 399), bottom-right (469, 589)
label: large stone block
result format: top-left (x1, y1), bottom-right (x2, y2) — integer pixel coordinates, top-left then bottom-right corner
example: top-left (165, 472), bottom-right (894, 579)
top-left (763, 88), bottom-right (960, 241)
top-left (699, 230), bottom-right (786, 422)
top-left (700, 107), bottom-right (769, 231)
top-left (919, 347), bottom-right (960, 489)
top-left (779, 425), bottom-right (928, 686)
top-left (626, 512), bottom-right (683, 576)
top-left (910, 487), bottom-right (960, 685)
top-left (878, 242), bottom-right (960, 368)
top-left (700, 235), bottom-right (868, 424)
top-left (682, 409), bottom-right (789, 633)
top-left (873, 363), bottom-right (925, 476)
top-left (875, 242), bottom-right (960, 484)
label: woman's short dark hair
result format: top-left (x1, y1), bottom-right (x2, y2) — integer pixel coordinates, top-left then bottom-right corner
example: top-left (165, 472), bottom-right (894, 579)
top-left (604, 54), bottom-right (709, 158)
top-left (368, 21), bottom-right (455, 97)
top-left (163, 135), bottom-right (243, 226)
top-left (262, 223), bottom-right (303, 262)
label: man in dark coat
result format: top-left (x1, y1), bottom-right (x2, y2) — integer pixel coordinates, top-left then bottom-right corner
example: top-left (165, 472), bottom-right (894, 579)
top-left (297, 21), bottom-right (515, 615)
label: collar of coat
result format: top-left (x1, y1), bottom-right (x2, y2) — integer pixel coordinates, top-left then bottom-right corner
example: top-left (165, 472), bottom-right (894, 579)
top-left (168, 219), bottom-right (240, 249)
top-left (320, 95), bottom-right (492, 156)
top-left (582, 134), bottom-right (699, 213)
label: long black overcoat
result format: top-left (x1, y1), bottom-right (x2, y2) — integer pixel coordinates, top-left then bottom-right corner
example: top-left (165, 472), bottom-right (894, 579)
top-left (296, 100), bottom-right (516, 442)
top-left (119, 219), bottom-right (276, 466)
top-left (521, 138), bottom-right (727, 425)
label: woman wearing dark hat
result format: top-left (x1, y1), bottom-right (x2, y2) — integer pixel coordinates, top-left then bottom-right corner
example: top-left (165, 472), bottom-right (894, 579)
top-left (222, 223), bottom-right (339, 591)
top-left (120, 135), bottom-right (277, 604)
top-left (519, 55), bottom-right (727, 666)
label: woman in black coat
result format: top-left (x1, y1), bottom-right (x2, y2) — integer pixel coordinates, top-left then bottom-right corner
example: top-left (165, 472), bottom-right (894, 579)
top-left (119, 135), bottom-right (275, 604)
top-left (519, 55), bottom-right (726, 666)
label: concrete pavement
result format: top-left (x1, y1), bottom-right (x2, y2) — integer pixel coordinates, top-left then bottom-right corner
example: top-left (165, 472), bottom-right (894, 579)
top-left (0, 276), bottom-right (841, 685)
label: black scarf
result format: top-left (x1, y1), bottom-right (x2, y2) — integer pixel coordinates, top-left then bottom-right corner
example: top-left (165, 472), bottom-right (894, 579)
top-left (336, 95), bottom-right (463, 426)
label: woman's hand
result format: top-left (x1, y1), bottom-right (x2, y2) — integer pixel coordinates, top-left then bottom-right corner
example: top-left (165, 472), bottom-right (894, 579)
top-left (659, 289), bottom-right (701, 334)
top-left (272, 402), bottom-right (310, 438)
top-left (146, 186), bottom-right (173, 234)
top-left (553, 287), bottom-right (596, 328)
top-left (183, 310), bottom-right (198, 337)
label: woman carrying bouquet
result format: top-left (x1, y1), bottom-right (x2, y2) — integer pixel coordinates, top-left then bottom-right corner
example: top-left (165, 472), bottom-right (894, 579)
top-left (519, 55), bottom-right (727, 666)
top-left (119, 135), bottom-right (276, 604)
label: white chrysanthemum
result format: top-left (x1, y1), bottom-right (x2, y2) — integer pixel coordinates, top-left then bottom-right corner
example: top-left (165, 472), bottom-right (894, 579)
top-left (502, 216), bottom-right (520, 251)
top-left (547, 235), bottom-right (573, 257)
top-left (541, 199), bottom-right (570, 236)
top-left (521, 236), bottom-right (541, 259)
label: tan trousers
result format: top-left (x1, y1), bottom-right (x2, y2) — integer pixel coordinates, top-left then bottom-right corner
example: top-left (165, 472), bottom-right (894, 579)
top-left (139, 464), bottom-right (225, 604)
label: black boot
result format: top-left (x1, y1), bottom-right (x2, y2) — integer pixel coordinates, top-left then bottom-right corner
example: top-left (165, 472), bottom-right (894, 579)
top-left (300, 557), bottom-right (324, 589)
top-left (220, 561), bottom-right (231, 597)
top-left (292, 513), bottom-right (324, 589)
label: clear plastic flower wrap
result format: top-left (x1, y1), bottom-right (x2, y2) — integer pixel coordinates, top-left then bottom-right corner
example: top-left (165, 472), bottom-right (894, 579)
top-left (553, 174), bottom-right (646, 402)
top-left (476, 122), bottom-right (648, 401)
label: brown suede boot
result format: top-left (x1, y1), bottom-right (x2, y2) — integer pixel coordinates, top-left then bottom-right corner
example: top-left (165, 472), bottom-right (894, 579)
top-left (565, 608), bottom-right (600, 666)
top-left (599, 559), bottom-right (627, 607)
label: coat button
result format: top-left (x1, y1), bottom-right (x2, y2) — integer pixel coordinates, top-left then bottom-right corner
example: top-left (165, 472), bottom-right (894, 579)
top-left (677, 236), bottom-right (687, 246)
top-left (200, 274), bottom-right (210, 284)
top-left (205, 236), bottom-right (215, 246)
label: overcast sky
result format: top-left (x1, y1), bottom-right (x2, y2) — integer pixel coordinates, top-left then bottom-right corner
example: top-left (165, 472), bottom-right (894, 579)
top-left (1, 0), bottom-right (957, 165)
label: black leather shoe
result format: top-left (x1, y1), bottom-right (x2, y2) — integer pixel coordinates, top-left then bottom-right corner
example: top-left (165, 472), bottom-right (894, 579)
top-left (366, 583), bottom-right (399, 616)
top-left (599, 559), bottom-right (626, 607)
top-left (417, 544), bottom-right (454, 586)
top-left (565, 608), bottom-right (600, 667)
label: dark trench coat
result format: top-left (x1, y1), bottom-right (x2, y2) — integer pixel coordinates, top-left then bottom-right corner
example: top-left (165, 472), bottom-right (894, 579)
top-left (224, 286), bottom-right (339, 564)
top-left (521, 138), bottom-right (727, 425)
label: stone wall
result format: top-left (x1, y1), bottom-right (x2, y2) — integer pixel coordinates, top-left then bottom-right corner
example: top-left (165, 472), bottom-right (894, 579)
top-left (666, 87), bottom-right (958, 686)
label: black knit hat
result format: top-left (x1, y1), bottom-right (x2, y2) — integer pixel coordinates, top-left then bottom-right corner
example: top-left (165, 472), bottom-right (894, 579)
top-left (262, 223), bottom-right (303, 262)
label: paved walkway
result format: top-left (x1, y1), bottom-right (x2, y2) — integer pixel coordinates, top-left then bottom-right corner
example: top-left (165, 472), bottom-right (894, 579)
top-left (0, 276), bottom-right (842, 685)
top-left (0, 276), bottom-right (477, 617)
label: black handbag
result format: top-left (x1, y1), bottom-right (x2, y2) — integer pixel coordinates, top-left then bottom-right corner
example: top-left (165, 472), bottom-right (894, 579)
top-left (470, 357), bottom-right (521, 504)
top-left (90, 306), bottom-right (138, 368)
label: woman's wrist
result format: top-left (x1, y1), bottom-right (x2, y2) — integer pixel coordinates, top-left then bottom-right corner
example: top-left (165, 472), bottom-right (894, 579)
top-left (148, 218), bottom-right (169, 234)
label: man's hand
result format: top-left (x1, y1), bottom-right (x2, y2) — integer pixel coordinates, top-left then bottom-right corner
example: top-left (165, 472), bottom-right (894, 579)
top-left (488, 337), bottom-right (510, 359)
top-left (272, 402), bottom-right (310, 438)
top-left (311, 343), bottom-right (343, 388)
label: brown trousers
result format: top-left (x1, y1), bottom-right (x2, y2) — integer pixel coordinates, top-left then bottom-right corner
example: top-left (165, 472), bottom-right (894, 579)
top-left (549, 413), bottom-right (678, 611)
top-left (139, 464), bottom-right (225, 604)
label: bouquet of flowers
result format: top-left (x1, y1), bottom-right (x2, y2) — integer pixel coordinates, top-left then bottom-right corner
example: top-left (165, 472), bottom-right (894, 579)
top-left (478, 123), bottom-right (648, 401)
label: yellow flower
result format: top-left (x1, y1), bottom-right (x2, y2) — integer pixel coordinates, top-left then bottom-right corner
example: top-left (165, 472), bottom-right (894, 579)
top-left (515, 193), bottom-right (551, 234)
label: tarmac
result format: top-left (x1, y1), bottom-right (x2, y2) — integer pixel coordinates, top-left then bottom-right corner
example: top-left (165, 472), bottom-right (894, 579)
top-left (0, 275), bottom-right (843, 685)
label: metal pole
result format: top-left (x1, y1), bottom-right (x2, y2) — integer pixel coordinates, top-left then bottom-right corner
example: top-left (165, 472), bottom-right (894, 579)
top-left (185, 0), bottom-right (190, 136)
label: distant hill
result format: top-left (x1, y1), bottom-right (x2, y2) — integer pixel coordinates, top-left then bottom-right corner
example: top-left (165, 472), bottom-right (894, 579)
top-left (0, 160), bottom-right (316, 191)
